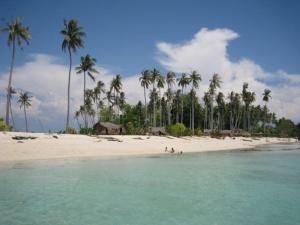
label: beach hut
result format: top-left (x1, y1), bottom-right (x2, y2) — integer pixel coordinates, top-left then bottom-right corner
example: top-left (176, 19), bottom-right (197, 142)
top-left (93, 122), bottom-right (125, 135)
top-left (149, 127), bottom-right (167, 136)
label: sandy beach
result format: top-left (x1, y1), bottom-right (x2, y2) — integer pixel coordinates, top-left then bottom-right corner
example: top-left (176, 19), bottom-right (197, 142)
top-left (0, 132), bottom-right (297, 162)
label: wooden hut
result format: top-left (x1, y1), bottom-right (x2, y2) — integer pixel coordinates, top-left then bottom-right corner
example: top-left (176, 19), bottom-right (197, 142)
top-left (93, 122), bottom-right (125, 135)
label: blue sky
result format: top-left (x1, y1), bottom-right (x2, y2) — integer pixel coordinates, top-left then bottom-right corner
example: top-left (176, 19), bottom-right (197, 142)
top-left (0, 0), bottom-right (300, 131)
top-left (1, 0), bottom-right (299, 75)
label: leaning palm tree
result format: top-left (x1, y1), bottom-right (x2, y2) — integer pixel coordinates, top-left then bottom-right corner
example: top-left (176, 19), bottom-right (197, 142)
top-left (2, 18), bottom-right (31, 126)
top-left (157, 74), bottom-right (165, 127)
top-left (208, 74), bottom-right (221, 130)
top-left (139, 70), bottom-right (151, 124)
top-left (189, 71), bottom-right (201, 135)
top-left (177, 73), bottom-right (191, 124)
top-left (76, 54), bottom-right (98, 128)
top-left (17, 92), bottom-right (32, 132)
top-left (150, 69), bottom-right (161, 127)
top-left (262, 89), bottom-right (271, 133)
top-left (60, 18), bottom-right (85, 132)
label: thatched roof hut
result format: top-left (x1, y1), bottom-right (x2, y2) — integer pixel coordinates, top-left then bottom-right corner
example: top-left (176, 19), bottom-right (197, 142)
top-left (149, 127), bottom-right (167, 136)
top-left (93, 122), bottom-right (125, 135)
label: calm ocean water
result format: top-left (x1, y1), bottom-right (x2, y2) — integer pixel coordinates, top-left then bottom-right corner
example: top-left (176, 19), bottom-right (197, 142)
top-left (0, 143), bottom-right (300, 225)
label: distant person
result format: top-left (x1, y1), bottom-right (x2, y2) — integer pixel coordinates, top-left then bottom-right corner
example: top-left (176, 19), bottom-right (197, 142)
top-left (165, 147), bottom-right (168, 152)
top-left (170, 148), bottom-right (175, 153)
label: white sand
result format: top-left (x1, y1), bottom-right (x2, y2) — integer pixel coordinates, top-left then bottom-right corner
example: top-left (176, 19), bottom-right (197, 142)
top-left (0, 132), bottom-right (297, 162)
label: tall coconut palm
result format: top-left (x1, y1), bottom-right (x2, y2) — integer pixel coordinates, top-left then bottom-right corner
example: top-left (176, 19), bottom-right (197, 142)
top-left (203, 92), bottom-right (211, 130)
top-left (189, 71), bottom-right (201, 135)
top-left (178, 73), bottom-right (190, 124)
top-left (2, 18), bottom-right (31, 126)
top-left (8, 87), bottom-right (17, 130)
top-left (242, 82), bottom-right (249, 130)
top-left (208, 74), bottom-right (221, 130)
top-left (93, 80), bottom-right (105, 122)
top-left (17, 92), bottom-right (32, 132)
top-left (76, 54), bottom-right (98, 128)
top-left (60, 19), bottom-right (85, 132)
top-left (262, 89), bottom-right (271, 133)
top-left (245, 91), bottom-right (255, 131)
top-left (166, 71), bottom-right (176, 125)
top-left (157, 75), bottom-right (165, 127)
top-left (150, 69), bottom-right (161, 127)
top-left (110, 75), bottom-right (122, 120)
top-left (216, 92), bottom-right (225, 130)
top-left (139, 70), bottom-right (151, 124)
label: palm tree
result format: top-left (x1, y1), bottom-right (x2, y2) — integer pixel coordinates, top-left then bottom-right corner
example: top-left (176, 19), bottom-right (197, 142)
top-left (93, 81), bottom-right (105, 122)
top-left (139, 70), bottom-right (151, 124)
top-left (178, 73), bottom-right (190, 124)
top-left (245, 91), bottom-right (255, 131)
top-left (262, 89), bottom-right (271, 133)
top-left (110, 75), bottom-right (122, 120)
top-left (166, 71), bottom-right (176, 125)
top-left (8, 87), bottom-right (17, 130)
top-left (173, 90), bottom-right (181, 123)
top-left (216, 92), bottom-right (225, 130)
top-left (150, 69), bottom-right (161, 127)
top-left (189, 71), bottom-right (201, 135)
top-left (17, 92), bottom-right (32, 132)
top-left (2, 18), bottom-right (31, 126)
top-left (76, 54), bottom-right (99, 128)
top-left (203, 92), bottom-right (211, 130)
top-left (208, 74), bottom-right (221, 130)
top-left (157, 74), bottom-right (165, 127)
top-left (60, 19), bottom-right (85, 132)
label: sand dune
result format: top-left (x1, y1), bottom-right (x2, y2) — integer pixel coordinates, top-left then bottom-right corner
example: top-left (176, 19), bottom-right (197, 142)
top-left (0, 132), bottom-right (297, 162)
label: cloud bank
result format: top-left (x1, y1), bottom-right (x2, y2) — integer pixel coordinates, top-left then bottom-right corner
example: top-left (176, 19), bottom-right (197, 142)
top-left (157, 28), bottom-right (300, 122)
top-left (0, 28), bottom-right (299, 131)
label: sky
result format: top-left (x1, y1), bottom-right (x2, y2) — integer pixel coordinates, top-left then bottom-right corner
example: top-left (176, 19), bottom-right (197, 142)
top-left (0, 0), bottom-right (299, 132)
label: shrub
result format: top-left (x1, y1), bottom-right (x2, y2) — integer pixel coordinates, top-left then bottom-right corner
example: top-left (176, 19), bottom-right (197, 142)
top-left (0, 118), bottom-right (9, 131)
top-left (66, 127), bottom-right (77, 134)
top-left (80, 128), bottom-right (94, 135)
top-left (184, 127), bottom-right (192, 136)
top-left (195, 128), bottom-right (203, 136)
top-left (125, 122), bottom-right (135, 135)
top-left (167, 123), bottom-right (186, 137)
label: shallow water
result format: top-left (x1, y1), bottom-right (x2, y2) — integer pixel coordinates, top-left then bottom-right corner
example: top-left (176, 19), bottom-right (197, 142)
top-left (0, 143), bottom-right (300, 225)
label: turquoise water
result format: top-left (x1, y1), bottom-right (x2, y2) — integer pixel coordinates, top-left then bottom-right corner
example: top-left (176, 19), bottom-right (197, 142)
top-left (0, 143), bottom-right (300, 225)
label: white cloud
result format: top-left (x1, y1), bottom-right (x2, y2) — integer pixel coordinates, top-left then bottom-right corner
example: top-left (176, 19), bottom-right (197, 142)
top-left (156, 28), bottom-right (300, 122)
top-left (0, 54), bottom-right (143, 131)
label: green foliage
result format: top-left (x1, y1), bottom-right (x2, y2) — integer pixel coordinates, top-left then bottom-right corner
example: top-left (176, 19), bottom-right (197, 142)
top-left (276, 118), bottom-right (297, 137)
top-left (66, 127), bottom-right (77, 134)
top-left (80, 128), bottom-right (94, 135)
top-left (167, 123), bottom-right (186, 137)
top-left (195, 128), bottom-right (203, 136)
top-left (0, 118), bottom-right (9, 131)
top-left (125, 122), bottom-right (135, 135)
top-left (184, 127), bottom-right (192, 136)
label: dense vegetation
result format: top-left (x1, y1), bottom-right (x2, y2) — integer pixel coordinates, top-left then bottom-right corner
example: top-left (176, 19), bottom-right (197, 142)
top-left (1, 17), bottom-right (299, 137)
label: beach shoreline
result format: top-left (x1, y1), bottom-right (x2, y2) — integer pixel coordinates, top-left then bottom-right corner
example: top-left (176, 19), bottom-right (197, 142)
top-left (0, 131), bottom-right (298, 163)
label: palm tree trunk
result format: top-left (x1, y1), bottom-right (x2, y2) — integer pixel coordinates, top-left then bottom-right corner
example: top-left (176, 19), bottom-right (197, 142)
top-left (210, 97), bottom-right (214, 131)
top-left (181, 87), bottom-right (184, 124)
top-left (192, 94), bottom-right (194, 135)
top-left (247, 107), bottom-right (251, 132)
top-left (153, 84), bottom-right (156, 127)
top-left (10, 101), bottom-right (15, 130)
top-left (66, 47), bottom-right (72, 132)
top-left (24, 106), bottom-right (28, 132)
top-left (159, 89), bottom-right (162, 127)
top-left (143, 86), bottom-right (147, 124)
top-left (6, 38), bottom-right (16, 126)
top-left (264, 104), bottom-right (267, 134)
top-left (83, 71), bottom-right (87, 129)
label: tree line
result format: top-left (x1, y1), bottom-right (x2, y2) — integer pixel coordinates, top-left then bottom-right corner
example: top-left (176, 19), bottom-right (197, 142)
top-left (1, 17), bottom-right (299, 137)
